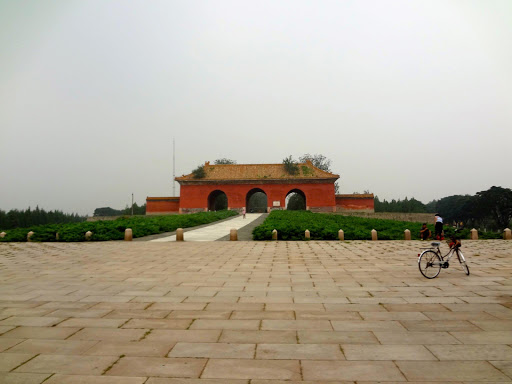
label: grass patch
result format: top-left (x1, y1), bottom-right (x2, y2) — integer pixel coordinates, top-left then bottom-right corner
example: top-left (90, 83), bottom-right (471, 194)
top-left (252, 210), bottom-right (502, 240)
top-left (0, 210), bottom-right (238, 242)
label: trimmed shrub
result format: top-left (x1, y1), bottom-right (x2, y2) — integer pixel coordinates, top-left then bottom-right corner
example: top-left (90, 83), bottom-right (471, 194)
top-left (0, 211), bottom-right (237, 242)
top-left (252, 211), bottom-right (501, 241)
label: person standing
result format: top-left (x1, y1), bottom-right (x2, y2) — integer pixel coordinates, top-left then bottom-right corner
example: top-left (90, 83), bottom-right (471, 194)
top-left (434, 213), bottom-right (444, 240)
top-left (242, 207), bottom-right (246, 219)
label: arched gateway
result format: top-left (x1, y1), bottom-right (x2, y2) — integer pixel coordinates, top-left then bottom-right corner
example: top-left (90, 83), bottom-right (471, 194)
top-left (146, 160), bottom-right (375, 214)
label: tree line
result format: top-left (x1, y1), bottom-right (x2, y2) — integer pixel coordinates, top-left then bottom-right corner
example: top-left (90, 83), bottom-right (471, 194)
top-left (0, 207), bottom-right (87, 230)
top-left (93, 203), bottom-right (146, 217)
top-left (375, 186), bottom-right (512, 231)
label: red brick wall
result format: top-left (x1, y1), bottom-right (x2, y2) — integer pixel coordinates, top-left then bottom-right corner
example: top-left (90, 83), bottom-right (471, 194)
top-left (335, 194), bottom-right (374, 212)
top-left (146, 197), bottom-right (180, 215)
top-left (179, 182), bottom-right (336, 211)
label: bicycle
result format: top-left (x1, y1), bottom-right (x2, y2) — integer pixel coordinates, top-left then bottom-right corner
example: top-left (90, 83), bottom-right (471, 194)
top-left (418, 241), bottom-right (470, 279)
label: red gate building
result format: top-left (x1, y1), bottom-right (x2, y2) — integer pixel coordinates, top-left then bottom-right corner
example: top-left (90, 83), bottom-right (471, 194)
top-left (146, 160), bottom-right (374, 214)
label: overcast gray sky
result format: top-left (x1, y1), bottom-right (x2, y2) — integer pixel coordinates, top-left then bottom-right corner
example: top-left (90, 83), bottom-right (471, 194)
top-left (1, 0), bottom-right (511, 215)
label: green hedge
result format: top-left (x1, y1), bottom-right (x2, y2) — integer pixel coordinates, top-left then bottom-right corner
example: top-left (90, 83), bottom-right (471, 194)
top-left (252, 211), bottom-right (502, 240)
top-left (0, 211), bottom-right (238, 242)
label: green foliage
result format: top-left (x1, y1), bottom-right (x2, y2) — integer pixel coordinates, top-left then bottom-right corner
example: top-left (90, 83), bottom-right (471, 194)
top-left (298, 153), bottom-right (339, 193)
top-left (192, 165), bottom-right (206, 179)
top-left (211, 193), bottom-right (228, 211)
top-left (374, 196), bottom-right (428, 213)
top-left (474, 186), bottom-right (512, 230)
top-left (283, 156), bottom-right (299, 175)
top-left (214, 158), bottom-right (237, 164)
top-left (93, 207), bottom-right (123, 216)
top-left (94, 203), bottom-right (147, 217)
top-left (299, 153), bottom-right (332, 172)
top-left (287, 193), bottom-right (306, 210)
top-left (0, 211), bottom-right (237, 242)
top-left (300, 166), bottom-right (312, 176)
top-left (252, 210), bottom-right (501, 241)
top-left (435, 195), bottom-right (475, 224)
top-left (0, 206), bottom-right (86, 230)
top-left (247, 192), bottom-right (267, 213)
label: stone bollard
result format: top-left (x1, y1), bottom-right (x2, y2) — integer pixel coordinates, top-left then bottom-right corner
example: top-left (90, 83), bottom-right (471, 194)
top-left (27, 231), bottom-right (34, 242)
top-left (272, 229), bottom-right (278, 240)
top-left (0, 232), bottom-right (6, 238)
top-left (85, 231), bottom-right (92, 241)
top-left (124, 228), bottom-right (133, 241)
top-left (230, 228), bottom-right (238, 241)
top-left (371, 229), bottom-right (378, 241)
top-left (404, 229), bottom-right (411, 240)
top-left (338, 229), bottom-right (344, 241)
top-left (176, 228), bottom-right (184, 241)
top-left (504, 228), bottom-right (512, 240)
top-left (470, 228), bottom-right (478, 240)
top-left (305, 229), bottom-right (310, 240)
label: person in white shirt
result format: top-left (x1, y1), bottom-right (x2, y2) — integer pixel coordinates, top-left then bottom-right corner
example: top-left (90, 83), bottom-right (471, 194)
top-left (434, 213), bottom-right (444, 240)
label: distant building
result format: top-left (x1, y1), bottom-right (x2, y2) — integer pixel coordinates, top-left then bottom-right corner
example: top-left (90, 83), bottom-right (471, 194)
top-left (146, 160), bottom-right (374, 214)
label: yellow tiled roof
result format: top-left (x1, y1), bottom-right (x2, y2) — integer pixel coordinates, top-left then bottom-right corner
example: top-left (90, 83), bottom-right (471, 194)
top-left (176, 161), bottom-right (339, 182)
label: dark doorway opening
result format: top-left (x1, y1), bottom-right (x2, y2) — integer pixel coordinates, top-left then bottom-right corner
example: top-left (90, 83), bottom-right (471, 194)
top-left (285, 189), bottom-right (306, 210)
top-left (246, 189), bottom-right (268, 213)
top-left (208, 190), bottom-right (228, 211)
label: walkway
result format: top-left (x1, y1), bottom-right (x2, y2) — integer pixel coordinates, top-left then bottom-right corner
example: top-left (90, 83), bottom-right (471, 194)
top-left (0, 240), bottom-right (511, 382)
top-left (151, 213), bottom-right (265, 242)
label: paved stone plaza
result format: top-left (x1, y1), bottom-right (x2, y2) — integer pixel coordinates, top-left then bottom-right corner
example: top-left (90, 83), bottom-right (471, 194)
top-left (0, 240), bottom-right (512, 383)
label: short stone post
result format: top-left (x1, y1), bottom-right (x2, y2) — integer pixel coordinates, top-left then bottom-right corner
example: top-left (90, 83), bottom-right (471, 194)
top-left (272, 229), bottom-right (278, 240)
top-left (124, 228), bottom-right (133, 241)
top-left (85, 231), bottom-right (92, 241)
top-left (404, 229), bottom-right (411, 240)
top-left (470, 228), bottom-right (478, 240)
top-left (504, 228), bottom-right (512, 240)
top-left (338, 229), bottom-right (344, 241)
top-left (230, 228), bottom-right (238, 241)
top-left (176, 228), bottom-right (184, 241)
top-left (0, 232), bottom-right (6, 238)
top-left (27, 231), bottom-right (34, 242)
top-left (371, 229), bottom-right (378, 241)
top-left (305, 229), bottom-right (310, 240)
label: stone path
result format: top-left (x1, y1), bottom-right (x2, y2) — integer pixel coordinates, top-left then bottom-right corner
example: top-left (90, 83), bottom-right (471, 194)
top-left (151, 213), bottom-right (264, 242)
top-left (0, 240), bottom-right (511, 383)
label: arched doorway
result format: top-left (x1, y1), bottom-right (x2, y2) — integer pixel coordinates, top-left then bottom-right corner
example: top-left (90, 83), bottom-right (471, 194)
top-left (246, 188), bottom-right (268, 213)
top-left (285, 189), bottom-right (306, 210)
top-left (208, 190), bottom-right (228, 211)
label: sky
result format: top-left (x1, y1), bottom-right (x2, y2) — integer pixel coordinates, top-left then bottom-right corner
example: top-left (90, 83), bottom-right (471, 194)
top-left (1, 0), bottom-right (511, 215)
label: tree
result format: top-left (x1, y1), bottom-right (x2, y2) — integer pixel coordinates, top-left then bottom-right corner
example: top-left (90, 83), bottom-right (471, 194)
top-left (192, 165), bottom-right (206, 179)
top-left (299, 154), bottom-right (332, 172)
top-left (214, 158), bottom-right (237, 165)
top-left (434, 195), bottom-right (481, 228)
top-left (282, 156), bottom-right (299, 175)
top-left (94, 207), bottom-right (122, 216)
top-left (374, 196), bottom-right (427, 213)
top-left (474, 186), bottom-right (512, 230)
top-left (287, 193), bottom-right (306, 210)
top-left (299, 153), bottom-right (340, 193)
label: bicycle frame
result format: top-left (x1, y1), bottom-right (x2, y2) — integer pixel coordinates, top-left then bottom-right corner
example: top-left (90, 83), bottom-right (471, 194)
top-left (426, 244), bottom-right (459, 264)
top-left (418, 241), bottom-right (469, 278)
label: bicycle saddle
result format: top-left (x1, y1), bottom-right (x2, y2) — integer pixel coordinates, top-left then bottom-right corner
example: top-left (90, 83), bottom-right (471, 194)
top-left (431, 242), bottom-right (441, 247)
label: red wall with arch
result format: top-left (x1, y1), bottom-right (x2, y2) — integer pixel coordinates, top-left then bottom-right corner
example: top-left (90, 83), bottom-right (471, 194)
top-left (179, 182), bottom-right (336, 211)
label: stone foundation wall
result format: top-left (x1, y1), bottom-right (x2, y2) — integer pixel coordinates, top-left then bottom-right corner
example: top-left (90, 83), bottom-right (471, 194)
top-left (334, 211), bottom-right (435, 223)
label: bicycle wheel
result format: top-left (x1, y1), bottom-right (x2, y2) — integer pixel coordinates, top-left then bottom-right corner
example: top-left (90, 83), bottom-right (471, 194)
top-left (418, 250), bottom-right (442, 279)
top-left (457, 250), bottom-right (470, 275)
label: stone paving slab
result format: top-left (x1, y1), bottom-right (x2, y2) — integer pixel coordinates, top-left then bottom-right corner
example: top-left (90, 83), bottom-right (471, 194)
top-left (0, 240), bottom-right (511, 383)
